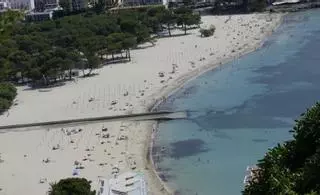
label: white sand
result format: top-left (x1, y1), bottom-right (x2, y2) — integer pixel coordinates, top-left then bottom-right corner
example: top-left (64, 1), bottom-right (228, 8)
top-left (0, 14), bottom-right (283, 195)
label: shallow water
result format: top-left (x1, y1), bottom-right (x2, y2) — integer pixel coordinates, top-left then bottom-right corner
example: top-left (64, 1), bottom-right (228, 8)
top-left (153, 9), bottom-right (320, 195)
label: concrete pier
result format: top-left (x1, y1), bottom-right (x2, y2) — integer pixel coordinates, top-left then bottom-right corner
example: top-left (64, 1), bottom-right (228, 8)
top-left (0, 111), bottom-right (187, 131)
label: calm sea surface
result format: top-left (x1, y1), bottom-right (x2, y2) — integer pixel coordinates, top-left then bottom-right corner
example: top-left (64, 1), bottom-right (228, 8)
top-left (153, 9), bottom-right (320, 195)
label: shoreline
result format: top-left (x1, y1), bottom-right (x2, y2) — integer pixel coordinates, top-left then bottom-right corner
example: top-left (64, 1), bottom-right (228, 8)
top-left (0, 13), bottom-right (285, 195)
top-left (144, 12), bottom-right (285, 195)
top-left (147, 13), bottom-right (285, 112)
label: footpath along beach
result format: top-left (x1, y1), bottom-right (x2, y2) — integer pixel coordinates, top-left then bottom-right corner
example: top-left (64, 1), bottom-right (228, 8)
top-left (0, 14), bottom-right (283, 195)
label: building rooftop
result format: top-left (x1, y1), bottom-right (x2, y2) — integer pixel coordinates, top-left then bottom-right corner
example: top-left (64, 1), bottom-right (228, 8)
top-left (97, 171), bottom-right (147, 195)
top-left (272, 0), bottom-right (300, 5)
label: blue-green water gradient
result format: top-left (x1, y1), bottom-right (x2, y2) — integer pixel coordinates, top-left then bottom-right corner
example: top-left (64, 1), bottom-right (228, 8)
top-left (153, 10), bottom-right (320, 195)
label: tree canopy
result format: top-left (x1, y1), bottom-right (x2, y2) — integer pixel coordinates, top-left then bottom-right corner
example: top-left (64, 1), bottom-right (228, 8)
top-left (243, 102), bottom-right (320, 195)
top-left (0, 6), bottom-right (200, 87)
top-left (49, 178), bottom-right (95, 195)
top-left (0, 10), bottom-right (24, 41)
top-left (212, 0), bottom-right (268, 14)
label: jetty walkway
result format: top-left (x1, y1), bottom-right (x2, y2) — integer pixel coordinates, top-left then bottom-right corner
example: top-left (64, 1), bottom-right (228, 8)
top-left (0, 111), bottom-right (187, 131)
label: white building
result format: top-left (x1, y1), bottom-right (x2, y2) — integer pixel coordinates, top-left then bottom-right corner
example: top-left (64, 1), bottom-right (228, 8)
top-left (0, 0), bottom-right (11, 10)
top-left (272, 0), bottom-right (300, 5)
top-left (25, 5), bottom-right (61, 21)
top-left (9, 0), bottom-right (34, 10)
top-left (97, 172), bottom-right (147, 195)
top-left (33, 0), bottom-right (59, 11)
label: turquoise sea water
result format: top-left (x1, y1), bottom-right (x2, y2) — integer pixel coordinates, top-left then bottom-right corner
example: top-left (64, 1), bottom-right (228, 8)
top-left (153, 10), bottom-right (320, 195)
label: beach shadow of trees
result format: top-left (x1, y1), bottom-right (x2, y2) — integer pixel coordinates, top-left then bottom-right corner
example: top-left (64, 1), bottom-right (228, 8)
top-left (157, 33), bottom-right (191, 39)
top-left (135, 44), bottom-right (156, 50)
top-left (23, 81), bottom-right (67, 91)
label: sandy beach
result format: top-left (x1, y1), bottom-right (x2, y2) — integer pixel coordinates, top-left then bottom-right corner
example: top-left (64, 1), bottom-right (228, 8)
top-left (0, 13), bottom-right (283, 195)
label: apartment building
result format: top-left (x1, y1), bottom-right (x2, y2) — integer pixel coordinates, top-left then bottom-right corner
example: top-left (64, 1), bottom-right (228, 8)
top-left (61, 0), bottom-right (87, 11)
top-left (34, 0), bottom-right (59, 11)
top-left (0, 0), bottom-right (10, 10)
top-left (9, 0), bottom-right (35, 9)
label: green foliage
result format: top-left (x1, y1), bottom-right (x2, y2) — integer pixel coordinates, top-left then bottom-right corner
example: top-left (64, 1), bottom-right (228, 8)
top-left (243, 102), bottom-right (320, 195)
top-left (49, 178), bottom-right (95, 195)
top-left (93, 0), bottom-right (106, 14)
top-left (107, 33), bottom-right (136, 51)
top-left (181, 13), bottom-right (200, 35)
top-left (0, 82), bottom-right (17, 100)
top-left (0, 10), bottom-right (24, 42)
top-left (85, 53), bottom-right (100, 75)
top-left (0, 6), bottom-right (201, 86)
top-left (212, 0), bottom-right (267, 14)
top-left (173, 7), bottom-right (200, 35)
top-left (159, 9), bottom-right (176, 36)
top-left (146, 6), bottom-right (166, 17)
top-left (0, 82), bottom-right (17, 113)
top-left (119, 18), bottom-right (149, 43)
top-left (122, 34), bottom-right (137, 49)
top-left (0, 97), bottom-right (10, 112)
top-left (174, 6), bottom-right (193, 15)
top-left (248, 0), bottom-right (267, 12)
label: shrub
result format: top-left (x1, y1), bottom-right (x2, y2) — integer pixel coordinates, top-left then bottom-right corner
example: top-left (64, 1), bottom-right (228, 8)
top-left (0, 97), bottom-right (11, 111)
top-left (0, 82), bottom-right (17, 101)
top-left (0, 82), bottom-right (16, 113)
top-left (49, 178), bottom-right (95, 195)
top-left (200, 25), bottom-right (216, 37)
top-left (243, 102), bottom-right (320, 195)
top-left (248, 0), bottom-right (267, 12)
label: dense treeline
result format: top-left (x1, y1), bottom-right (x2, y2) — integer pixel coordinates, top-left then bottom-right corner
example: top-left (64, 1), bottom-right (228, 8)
top-left (0, 11), bottom-right (22, 113)
top-left (243, 102), bottom-right (320, 195)
top-left (0, 6), bottom-right (200, 87)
